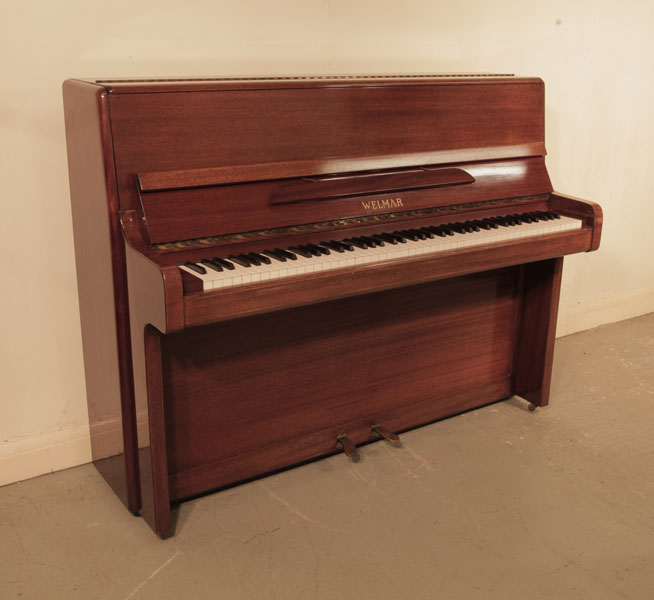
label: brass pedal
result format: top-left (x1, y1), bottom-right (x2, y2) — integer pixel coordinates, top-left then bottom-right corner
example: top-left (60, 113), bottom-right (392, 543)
top-left (372, 425), bottom-right (400, 444)
top-left (337, 434), bottom-right (359, 460)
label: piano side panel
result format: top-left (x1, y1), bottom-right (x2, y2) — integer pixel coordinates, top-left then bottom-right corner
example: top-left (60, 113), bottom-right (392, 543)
top-left (62, 80), bottom-right (141, 512)
top-left (161, 267), bottom-right (519, 501)
top-left (107, 80), bottom-right (545, 211)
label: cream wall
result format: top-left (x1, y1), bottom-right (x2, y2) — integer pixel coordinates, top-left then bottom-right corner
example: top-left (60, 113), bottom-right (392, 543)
top-left (1, 0), bottom-right (652, 486)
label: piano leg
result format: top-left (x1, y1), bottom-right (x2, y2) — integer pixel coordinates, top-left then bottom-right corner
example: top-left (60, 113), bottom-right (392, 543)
top-left (138, 325), bottom-right (173, 538)
top-left (512, 257), bottom-right (564, 409)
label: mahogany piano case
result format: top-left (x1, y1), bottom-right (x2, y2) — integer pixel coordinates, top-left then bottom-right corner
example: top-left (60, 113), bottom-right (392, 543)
top-left (63, 74), bottom-right (602, 536)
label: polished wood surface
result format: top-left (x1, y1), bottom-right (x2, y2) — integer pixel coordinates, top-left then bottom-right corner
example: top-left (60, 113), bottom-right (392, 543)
top-left (62, 80), bottom-right (140, 513)
top-left (139, 157), bottom-right (551, 243)
top-left (165, 269), bottom-right (517, 480)
top-left (512, 258), bottom-right (564, 407)
top-left (63, 74), bottom-right (602, 537)
top-left (107, 78), bottom-right (545, 211)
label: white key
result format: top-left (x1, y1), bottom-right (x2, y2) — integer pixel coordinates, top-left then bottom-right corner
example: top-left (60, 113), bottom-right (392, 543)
top-left (180, 215), bottom-right (582, 291)
top-left (179, 264), bottom-right (215, 291)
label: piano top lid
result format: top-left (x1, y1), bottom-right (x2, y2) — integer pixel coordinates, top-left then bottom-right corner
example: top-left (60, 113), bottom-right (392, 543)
top-left (79, 73), bottom-right (530, 94)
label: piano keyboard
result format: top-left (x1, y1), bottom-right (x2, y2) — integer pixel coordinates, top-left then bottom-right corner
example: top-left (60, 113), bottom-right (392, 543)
top-left (179, 212), bottom-right (582, 291)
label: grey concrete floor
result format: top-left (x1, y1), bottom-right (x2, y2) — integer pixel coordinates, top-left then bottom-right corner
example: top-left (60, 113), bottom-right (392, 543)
top-left (2, 313), bottom-right (653, 600)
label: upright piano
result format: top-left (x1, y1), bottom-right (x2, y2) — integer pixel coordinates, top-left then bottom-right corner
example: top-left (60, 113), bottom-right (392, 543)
top-left (63, 74), bottom-right (602, 537)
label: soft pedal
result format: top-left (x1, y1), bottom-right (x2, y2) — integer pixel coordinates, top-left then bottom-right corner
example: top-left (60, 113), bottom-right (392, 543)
top-left (337, 434), bottom-right (359, 460)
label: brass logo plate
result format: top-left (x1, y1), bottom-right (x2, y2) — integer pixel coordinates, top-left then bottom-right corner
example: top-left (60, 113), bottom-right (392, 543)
top-left (361, 197), bottom-right (404, 211)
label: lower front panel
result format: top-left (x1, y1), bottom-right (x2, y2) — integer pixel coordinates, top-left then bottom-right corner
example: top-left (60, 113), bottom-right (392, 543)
top-left (162, 267), bottom-right (520, 500)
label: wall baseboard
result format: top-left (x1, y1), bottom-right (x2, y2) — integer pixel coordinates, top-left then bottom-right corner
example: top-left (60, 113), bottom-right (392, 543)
top-left (0, 425), bottom-right (92, 488)
top-left (557, 288), bottom-right (654, 338)
top-left (2, 291), bottom-right (652, 488)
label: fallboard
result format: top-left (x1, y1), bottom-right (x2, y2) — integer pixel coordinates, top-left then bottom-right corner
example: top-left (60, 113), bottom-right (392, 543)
top-left (138, 157), bottom-right (552, 244)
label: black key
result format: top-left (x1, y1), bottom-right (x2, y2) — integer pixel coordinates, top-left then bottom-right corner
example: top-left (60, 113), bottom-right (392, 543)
top-left (477, 219), bottom-right (497, 229)
top-left (320, 241), bottom-right (344, 253)
top-left (183, 261), bottom-right (206, 275)
top-left (360, 235), bottom-right (378, 245)
top-left (228, 254), bottom-right (252, 268)
top-left (417, 227), bottom-right (435, 238)
top-left (435, 225), bottom-right (455, 236)
top-left (425, 226), bottom-right (447, 237)
top-left (279, 249), bottom-right (298, 260)
top-left (472, 220), bottom-right (491, 230)
top-left (343, 238), bottom-right (368, 249)
top-left (353, 235), bottom-right (376, 248)
top-left (547, 211), bottom-right (561, 220)
top-left (242, 253), bottom-right (261, 266)
top-left (463, 221), bottom-right (480, 232)
top-left (289, 245), bottom-right (313, 258)
top-left (388, 232), bottom-right (407, 243)
top-left (306, 243), bottom-right (330, 256)
top-left (487, 217), bottom-right (509, 227)
top-left (239, 253), bottom-right (258, 265)
top-left (335, 240), bottom-right (354, 251)
top-left (371, 234), bottom-right (394, 245)
top-left (296, 244), bottom-right (319, 256)
top-left (201, 259), bottom-right (223, 272)
top-left (446, 223), bottom-right (467, 234)
top-left (249, 252), bottom-right (271, 265)
top-left (407, 228), bottom-right (428, 240)
top-left (494, 216), bottom-right (514, 226)
top-left (395, 230), bottom-right (418, 241)
top-left (509, 213), bottom-right (527, 224)
top-left (212, 257), bottom-right (236, 270)
top-left (263, 249), bottom-right (286, 262)
top-left (301, 244), bottom-right (323, 257)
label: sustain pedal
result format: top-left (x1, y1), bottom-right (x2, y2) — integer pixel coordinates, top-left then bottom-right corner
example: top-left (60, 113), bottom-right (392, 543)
top-left (372, 424), bottom-right (400, 444)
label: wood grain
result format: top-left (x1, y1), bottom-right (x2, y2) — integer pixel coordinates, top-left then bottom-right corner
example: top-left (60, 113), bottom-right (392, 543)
top-left (163, 269), bottom-right (518, 499)
top-left (139, 157), bottom-right (551, 244)
top-left (62, 80), bottom-right (141, 513)
top-left (109, 79), bottom-right (545, 211)
top-left (63, 74), bottom-right (603, 538)
top-left (141, 326), bottom-right (172, 536)
top-left (170, 378), bottom-right (512, 500)
top-left (512, 257), bottom-right (564, 407)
